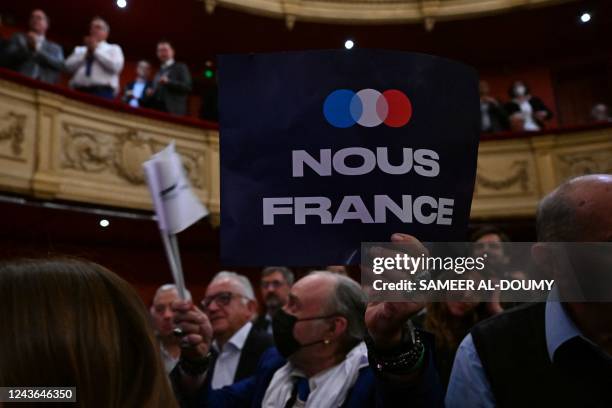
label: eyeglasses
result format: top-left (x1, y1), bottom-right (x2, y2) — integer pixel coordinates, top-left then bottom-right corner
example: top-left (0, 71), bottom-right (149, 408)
top-left (201, 292), bottom-right (247, 310)
top-left (261, 280), bottom-right (286, 289)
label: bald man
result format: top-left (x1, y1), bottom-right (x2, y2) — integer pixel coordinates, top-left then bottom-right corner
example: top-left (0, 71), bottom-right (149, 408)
top-left (446, 174), bottom-right (612, 407)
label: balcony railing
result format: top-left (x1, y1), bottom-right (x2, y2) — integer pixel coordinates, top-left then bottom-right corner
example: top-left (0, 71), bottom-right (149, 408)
top-left (0, 67), bottom-right (610, 224)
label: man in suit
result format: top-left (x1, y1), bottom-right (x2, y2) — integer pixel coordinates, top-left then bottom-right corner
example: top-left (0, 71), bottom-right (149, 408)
top-left (144, 41), bottom-right (192, 116)
top-left (173, 260), bottom-right (443, 407)
top-left (122, 60), bottom-right (152, 108)
top-left (253, 266), bottom-right (294, 335)
top-left (198, 271), bottom-right (273, 391)
top-left (2, 9), bottom-right (64, 84)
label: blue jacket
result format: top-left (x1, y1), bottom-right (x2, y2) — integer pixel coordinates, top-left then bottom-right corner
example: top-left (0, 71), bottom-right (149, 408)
top-left (201, 338), bottom-right (443, 407)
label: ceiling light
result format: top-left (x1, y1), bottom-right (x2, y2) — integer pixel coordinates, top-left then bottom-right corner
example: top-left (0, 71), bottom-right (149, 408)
top-left (344, 40), bottom-right (355, 50)
top-left (99, 219), bottom-right (110, 228)
top-left (580, 12), bottom-right (591, 23)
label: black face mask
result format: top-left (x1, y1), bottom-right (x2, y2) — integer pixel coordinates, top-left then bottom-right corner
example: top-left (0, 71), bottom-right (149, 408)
top-left (272, 308), bottom-right (337, 359)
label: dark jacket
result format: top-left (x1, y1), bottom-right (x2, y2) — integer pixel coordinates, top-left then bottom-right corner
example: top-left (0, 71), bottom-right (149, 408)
top-left (171, 324), bottom-right (273, 407)
top-left (201, 337), bottom-right (443, 408)
top-left (121, 79), bottom-right (153, 107)
top-left (1, 32), bottom-right (64, 84)
top-left (471, 303), bottom-right (612, 407)
top-left (211, 324), bottom-right (274, 384)
top-left (252, 313), bottom-right (272, 334)
top-left (143, 61), bottom-right (192, 115)
top-left (504, 96), bottom-right (553, 128)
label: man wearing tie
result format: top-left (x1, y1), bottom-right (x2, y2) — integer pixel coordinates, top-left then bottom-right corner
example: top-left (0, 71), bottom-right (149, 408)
top-left (2, 9), bottom-right (64, 84)
top-left (143, 41), bottom-right (192, 116)
top-left (65, 17), bottom-right (124, 99)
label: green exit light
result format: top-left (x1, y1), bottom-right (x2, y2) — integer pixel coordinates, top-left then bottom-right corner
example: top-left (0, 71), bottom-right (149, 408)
top-left (204, 69), bottom-right (214, 79)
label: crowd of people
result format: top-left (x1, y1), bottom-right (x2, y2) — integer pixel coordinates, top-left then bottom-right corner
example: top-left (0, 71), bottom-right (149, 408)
top-left (1, 9), bottom-right (611, 127)
top-left (0, 10), bottom-right (193, 116)
top-left (1, 174), bottom-right (610, 407)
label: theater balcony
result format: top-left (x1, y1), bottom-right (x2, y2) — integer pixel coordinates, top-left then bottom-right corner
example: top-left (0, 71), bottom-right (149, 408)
top-left (0, 68), bottom-right (221, 225)
top-left (1, 67), bottom-right (610, 226)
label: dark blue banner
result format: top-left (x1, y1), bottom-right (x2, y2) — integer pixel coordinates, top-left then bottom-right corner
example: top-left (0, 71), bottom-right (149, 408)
top-left (219, 50), bottom-right (480, 266)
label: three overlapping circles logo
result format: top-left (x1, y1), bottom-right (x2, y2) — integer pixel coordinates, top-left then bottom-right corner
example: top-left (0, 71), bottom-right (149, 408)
top-left (323, 88), bottom-right (412, 128)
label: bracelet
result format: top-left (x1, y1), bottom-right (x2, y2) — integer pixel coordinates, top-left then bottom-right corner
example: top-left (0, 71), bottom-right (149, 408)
top-left (365, 322), bottom-right (425, 374)
top-left (179, 352), bottom-right (211, 377)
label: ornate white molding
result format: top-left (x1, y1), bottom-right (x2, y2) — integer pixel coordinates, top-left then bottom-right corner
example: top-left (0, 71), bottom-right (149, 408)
top-left (199, 0), bottom-right (573, 26)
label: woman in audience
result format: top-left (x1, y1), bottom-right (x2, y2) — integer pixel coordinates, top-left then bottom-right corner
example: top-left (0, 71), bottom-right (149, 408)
top-left (0, 258), bottom-right (178, 407)
top-left (504, 80), bottom-right (553, 131)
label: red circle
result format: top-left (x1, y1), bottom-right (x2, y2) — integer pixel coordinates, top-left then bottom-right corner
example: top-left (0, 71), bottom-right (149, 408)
top-left (382, 90), bottom-right (412, 127)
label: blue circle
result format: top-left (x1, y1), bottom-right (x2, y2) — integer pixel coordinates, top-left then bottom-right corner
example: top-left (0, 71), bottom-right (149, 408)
top-left (323, 90), bottom-right (357, 128)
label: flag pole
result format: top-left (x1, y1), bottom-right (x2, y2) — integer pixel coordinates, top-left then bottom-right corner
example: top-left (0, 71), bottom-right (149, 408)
top-left (159, 231), bottom-right (187, 300)
top-left (169, 233), bottom-right (187, 300)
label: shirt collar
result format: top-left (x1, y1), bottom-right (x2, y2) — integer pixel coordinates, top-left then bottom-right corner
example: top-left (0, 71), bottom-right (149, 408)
top-left (213, 321), bottom-right (252, 352)
top-left (162, 59), bottom-right (175, 69)
top-left (545, 295), bottom-right (582, 362)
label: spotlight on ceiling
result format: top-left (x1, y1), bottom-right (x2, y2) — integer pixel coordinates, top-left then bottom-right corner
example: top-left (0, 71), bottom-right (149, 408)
top-left (99, 219), bottom-right (110, 228)
top-left (117, 0), bottom-right (127, 9)
top-left (344, 40), bottom-right (355, 50)
top-left (580, 12), bottom-right (591, 23)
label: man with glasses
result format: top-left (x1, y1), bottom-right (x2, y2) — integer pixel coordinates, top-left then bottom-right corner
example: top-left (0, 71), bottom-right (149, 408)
top-left (172, 266), bottom-right (443, 407)
top-left (199, 271), bottom-right (273, 390)
top-left (254, 266), bottom-right (294, 335)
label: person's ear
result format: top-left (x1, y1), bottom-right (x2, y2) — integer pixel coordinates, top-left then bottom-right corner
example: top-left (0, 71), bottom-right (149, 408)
top-left (247, 299), bottom-right (258, 314)
top-left (532, 243), bottom-right (554, 275)
top-left (329, 316), bottom-right (348, 339)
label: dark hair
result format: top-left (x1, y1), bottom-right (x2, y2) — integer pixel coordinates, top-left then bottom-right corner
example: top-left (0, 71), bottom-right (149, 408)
top-left (471, 225), bottom-right (510, 243)
top-left (261, 266), bottom-right (294, 285)
top-left (157, 39), bottom-right (174, 49)
top-left (0, 258), bottom-right (177, 408)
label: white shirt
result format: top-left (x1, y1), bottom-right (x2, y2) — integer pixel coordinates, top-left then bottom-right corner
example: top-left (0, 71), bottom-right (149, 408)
top-left (161, 59), bottom-right (175, 70)
top-left (160, 343), bottom-right (180, 374)
top-left (210, 321), bottom-right (252, 389)
top-left (34, 34), bottom-right (45, 52)
top-left (129, 79), bottom-right (147, 107)
top-left (518, 99), bottom-right (540, 131)
top-left (65, 41), bottom-right (124, 94)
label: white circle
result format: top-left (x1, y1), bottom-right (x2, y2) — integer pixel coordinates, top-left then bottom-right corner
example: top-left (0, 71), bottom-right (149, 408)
top-left (99, 219), bottom-right (110, 227)
top-left (355, 89), bottom-right (387, 127)
top-left (580, 12), bottom-right (591, 23)
top-left (117, 0), bottom-right (127, 9)
top-left (344, 40), bottom-right (354, 50)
